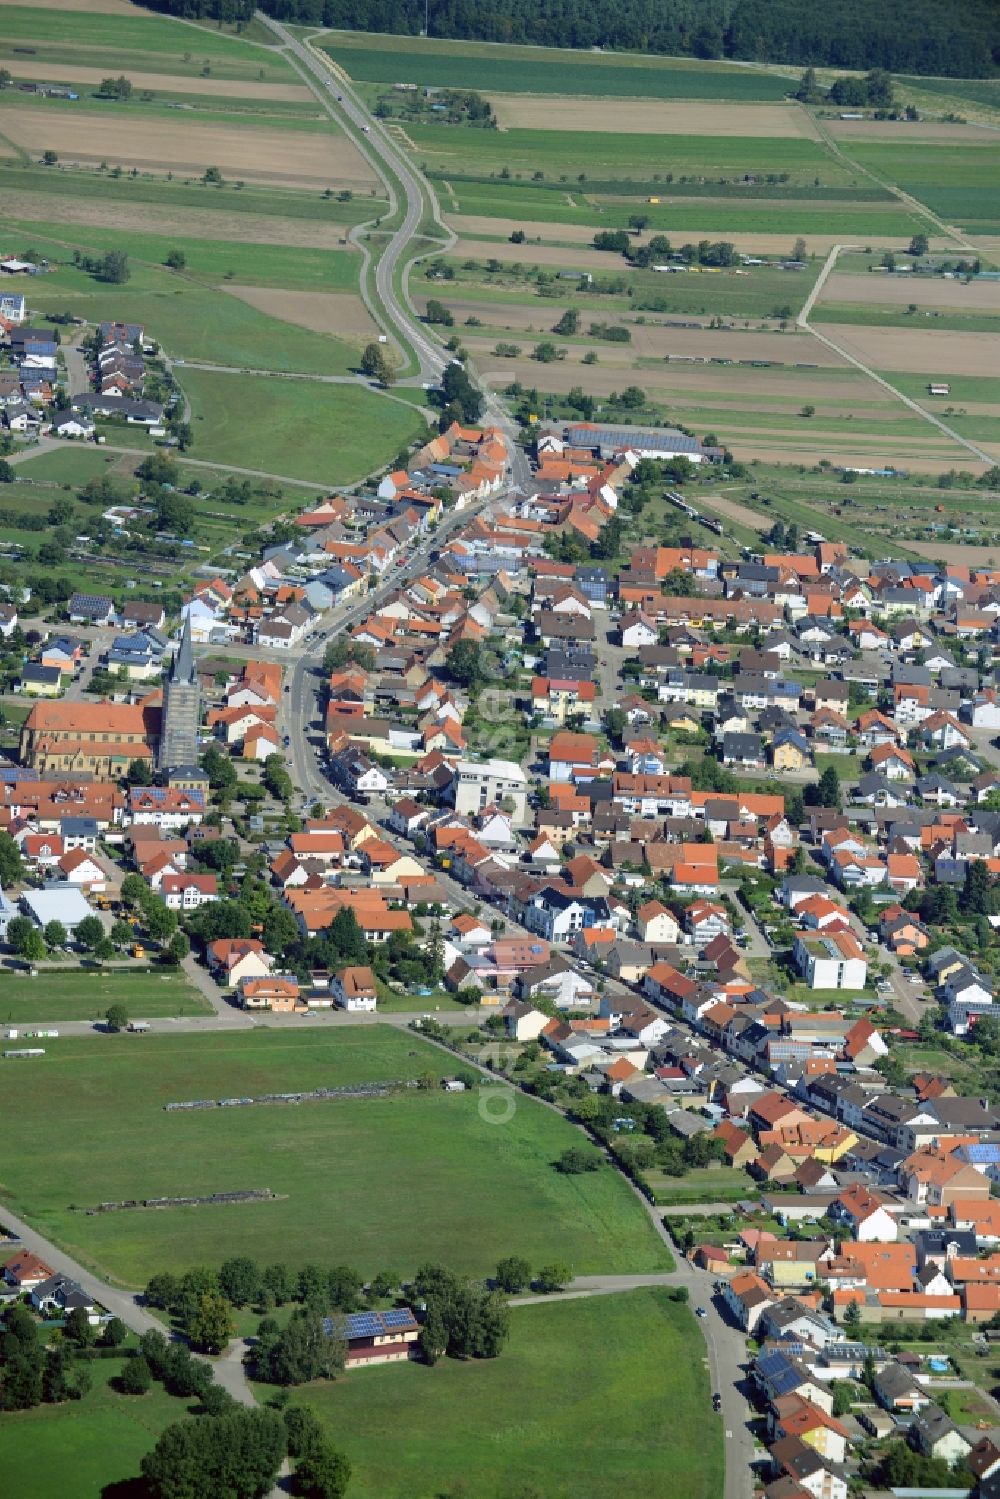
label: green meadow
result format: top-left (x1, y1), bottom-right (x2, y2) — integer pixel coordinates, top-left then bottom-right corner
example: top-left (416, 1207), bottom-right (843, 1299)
top-left (0, 1356), bottom-right (199, 1499)
top-left (322, 31), bottom-right (791, 100)
top-left (182, 369), bottom-right (427, 484)
top-left (5, 216), bottom-right (362, 291)
top-left (0, 241), bottom-right (359, 375)
top-left (297, 1289), bottom-right (721, 1499)
top-left (0, 1027), bottom-right (669, 1285)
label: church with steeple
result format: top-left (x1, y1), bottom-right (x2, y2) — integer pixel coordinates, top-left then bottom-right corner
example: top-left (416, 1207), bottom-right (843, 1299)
top-left (158, 614), bottom-right (202, 781)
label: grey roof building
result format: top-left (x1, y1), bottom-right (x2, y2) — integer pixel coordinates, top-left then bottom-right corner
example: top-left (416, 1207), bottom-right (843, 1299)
top-left (158, 614), bottom-right (201, 774)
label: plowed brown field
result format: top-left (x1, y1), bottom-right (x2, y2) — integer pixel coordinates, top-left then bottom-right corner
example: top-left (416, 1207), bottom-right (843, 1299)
top-left (0, 106), bottom-right (377, 192)
top-left (489, 98), bottom-right (819, 137)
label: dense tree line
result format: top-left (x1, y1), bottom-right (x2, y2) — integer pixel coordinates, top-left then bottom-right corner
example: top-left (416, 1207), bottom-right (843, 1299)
top-left (140, 0), bottom-right (1000, 78)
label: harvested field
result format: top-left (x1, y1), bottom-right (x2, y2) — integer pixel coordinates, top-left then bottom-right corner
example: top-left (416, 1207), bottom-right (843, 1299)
top-left (5, 60), bottom-right (314, 102)
top-left (828, 119), bottom-right (999, 141)
top-left (224, 285), bottom-right (379, 343)
top-left (821, 325), bottom-right (1000, 376)
top-left (820, 272), bottom-right (1000, 311)
top-left (0, 190), bottom-right (357, 249)
top-left (725, 445), bottom-right (978, 473)
top-left (451, 223), bottom-right (940, 256)
top-left (906, 541), bottom-right (1000, 564)
top-left (454, 236), bottom-right (623, 268)
top-left (0, 107), bottom-right (377, 192)
top-left (700, 495), bottom-right (770, 531)
top-left (488, 98), bottom-right (818, 137)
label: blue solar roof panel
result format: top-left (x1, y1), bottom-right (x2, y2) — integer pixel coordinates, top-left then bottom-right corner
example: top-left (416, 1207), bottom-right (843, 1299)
top-left (382, 1308), bottom-right (414, 1328)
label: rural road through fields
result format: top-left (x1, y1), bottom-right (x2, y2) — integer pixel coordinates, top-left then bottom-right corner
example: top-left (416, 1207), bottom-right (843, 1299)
top-left (258, 12), bottom-right (448, 386)
top-left (799, 243), bottom-right (993, 466)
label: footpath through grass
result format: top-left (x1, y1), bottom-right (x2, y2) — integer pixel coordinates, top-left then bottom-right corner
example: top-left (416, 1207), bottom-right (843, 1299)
top-left (0, 966), bottom-right (212, 1023)
top-left (297, 1288), bottom-right (722, 1499)
top-left (0, 1027), bottom-right (669, 1285)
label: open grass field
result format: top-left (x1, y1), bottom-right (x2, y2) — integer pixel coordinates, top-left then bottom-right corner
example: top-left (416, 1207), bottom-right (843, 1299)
top-left (411, 124), bottom-right (851, 183)
top-left (846, 140), bottom-right (1000, 230)
top-left (0, 1354), bottom-right (197, 1499)
top-left (0, 167), bottom-right (385, 232)
top-left (4, 59), bottom-right (314, 103)
top-left (813, 303), bottom-right (1000, 336)
top-left (12, 445), bottom-right (123, 486)
top-left (0, 1027), bottom-right (669, 1284)
top-left (0, 4), bottom-right (284, 70)
top-left (445, 193), bottom-right (913, 238)
top-left (0, 242), bottom-right (361, 376)
top-left (322, 30), bottom-right (791, 101)
top-left (5, 216), bottom-right (362, 290)
top-left (297, 1289), bottom-right (720, 1499)
top-left (181, 370), bottom-right (426, 485)
top-left (0, 967), bottom-right (213, 1023)
top-left (0, 105), bottom-right (376, 193)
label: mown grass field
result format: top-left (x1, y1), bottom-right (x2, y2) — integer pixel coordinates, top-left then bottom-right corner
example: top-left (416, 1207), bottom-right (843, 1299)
top-left (182, 369), bottom-right (426, 485)
top-left (0, 967), bottom-right (212, 1023)
top-left (322, 31), bottom-right (791, 100)
top-left (12, 445), bottom-right (121, 486)
top-left (412, 124), bottom-right (850, 181)
top-left (812, 303), bottom-right (1000, 335)
top-left (0, 164), bottom-right (386, 228)
top-left (0, 1355), bottom-right (197, 1499)
top-left (0, 82), bottom-right (326, 125)
top-left (0, 5), bottom-right (282, 69)
top-left (0, 237), bottom-right (360, 376)
top-left (297, 1288), bottom-right (721, 1499)
top-left (847, 140), bottom-right (1000, 228)
top-left (5, 216), bottom-right (362, 291)
top-left (0, 1027), bottom-right (669, 1285)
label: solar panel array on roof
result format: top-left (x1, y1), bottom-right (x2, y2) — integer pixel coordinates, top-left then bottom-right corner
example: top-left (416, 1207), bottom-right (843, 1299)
top-left (755, 1351), bottom-right (803, 1397)
top-left (381, 1308), bottom-right (417, 1329)
top-left (331, 1308), bottom-right (419, 1341)
top-left (564, 423), bottom-right (702, 457)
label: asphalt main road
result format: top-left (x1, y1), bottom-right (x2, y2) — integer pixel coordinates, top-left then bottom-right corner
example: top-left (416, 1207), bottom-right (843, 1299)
top-left (258, 13), bottom-right (446, 386)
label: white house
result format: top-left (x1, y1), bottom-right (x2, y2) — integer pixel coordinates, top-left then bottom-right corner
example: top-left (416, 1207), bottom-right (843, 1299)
top-left (621, 615), bottom-right (659, 649)
top-left (331, 964), bottom-right (378, 1012)
top-left (793, 931), bottom-right (867, 991)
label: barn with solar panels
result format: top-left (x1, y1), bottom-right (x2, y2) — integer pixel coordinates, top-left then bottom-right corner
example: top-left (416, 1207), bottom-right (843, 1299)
top-left (325, 1306), bottom-right (421, 1367)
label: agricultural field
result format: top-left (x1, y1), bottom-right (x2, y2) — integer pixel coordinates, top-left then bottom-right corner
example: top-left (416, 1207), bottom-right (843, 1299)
top-left (0, 4), bottom-right (291, 78)
top-left (0, 1354), bottom-right (198, 1499)
top-left (181, 370), bottom-right (427, 486)
top-left (0, 103), bottom-right (375, 193)
top-left (319, 31), bottom-right (791, 100)
top-left (0, 242), bottom-right (360, 375)
top-left (296, 1289), bottom-right (722, 1499)
top-left (0, 1027), bottom-right (669, 1286)
top-left (0, 967), bottom-right (213, 1023)
top-left (845, 138), bottom-right (1000, 233)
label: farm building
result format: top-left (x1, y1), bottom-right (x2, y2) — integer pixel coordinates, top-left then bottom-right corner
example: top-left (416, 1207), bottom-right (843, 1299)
top-left (563, 423), bottom-right (709, 464)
